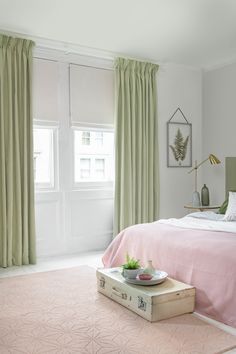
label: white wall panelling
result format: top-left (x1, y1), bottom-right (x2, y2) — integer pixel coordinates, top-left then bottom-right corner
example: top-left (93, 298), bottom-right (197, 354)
top-left (35, 192), bottom-right (64, 256)
top-left (67, 189), bottom-right (113, 254)
top-left (34, 52), bottom-right (114, 257)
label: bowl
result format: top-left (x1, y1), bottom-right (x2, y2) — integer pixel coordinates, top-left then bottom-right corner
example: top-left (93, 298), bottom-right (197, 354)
top-left (138, 273), bottom-right (153, 281)
top-left (123, 268), bottom-right (141, 279)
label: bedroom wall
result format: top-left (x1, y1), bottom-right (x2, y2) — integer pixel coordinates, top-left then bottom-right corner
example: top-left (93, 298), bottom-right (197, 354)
top-left (202, 62), bottom-right (236, 205)
top-left (34, 50), bottom-right (202, 257)
top-left (158, 64), bottom-right (202, 218)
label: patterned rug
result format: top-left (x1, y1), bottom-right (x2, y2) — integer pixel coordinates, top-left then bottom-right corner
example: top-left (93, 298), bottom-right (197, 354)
top-left (0, 266), bottom-right (236, 354)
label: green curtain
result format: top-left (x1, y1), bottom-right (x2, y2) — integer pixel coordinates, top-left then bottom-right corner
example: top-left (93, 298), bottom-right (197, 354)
top-left (114, 58), bottom-right (159, 236)
top-left (0, 35), bottom-right (36, 267)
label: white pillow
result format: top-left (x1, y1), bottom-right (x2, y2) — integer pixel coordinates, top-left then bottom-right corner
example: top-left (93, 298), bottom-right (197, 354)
top-left (223, 192), bottom-right (236, 221)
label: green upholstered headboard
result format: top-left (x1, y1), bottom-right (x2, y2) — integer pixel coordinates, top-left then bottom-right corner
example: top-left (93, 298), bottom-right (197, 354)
top-left (225, 157), bottom-right (236, 197)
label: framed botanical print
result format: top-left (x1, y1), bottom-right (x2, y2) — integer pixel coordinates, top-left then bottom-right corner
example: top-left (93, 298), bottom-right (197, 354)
top-left (167, 108), bottom-right (192, 167)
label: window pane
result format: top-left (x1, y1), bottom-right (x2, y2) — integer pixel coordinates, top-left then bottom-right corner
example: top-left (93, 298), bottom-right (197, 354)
top-left (74, 129), bottom-right (114, 182)
top-left (95, 158), bottom-right (105, 169)
top-left (82, 131), bottom-right (90, 145)
top-left (80, 158), bottom-right (91, 169)
top-left (80, 158), bottom-right (91, 179)
top-left (33, 128), bottom-right (54, 187)
top-left (95, 132), bottom-right (103, 147)
top-left (95, 158), bottom-right (105, 179)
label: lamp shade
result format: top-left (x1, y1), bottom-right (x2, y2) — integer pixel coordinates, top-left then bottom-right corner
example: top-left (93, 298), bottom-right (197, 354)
top-left (209, 154), bottom-right (221, 165)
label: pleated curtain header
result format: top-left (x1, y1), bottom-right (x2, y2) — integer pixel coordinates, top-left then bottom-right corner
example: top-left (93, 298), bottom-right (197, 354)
top-left (114, 57), bottom-right (159, 235)
top-left (115, 58), bottom-right (159, 76)
top-left (0, 34), bottom-right (34, 53)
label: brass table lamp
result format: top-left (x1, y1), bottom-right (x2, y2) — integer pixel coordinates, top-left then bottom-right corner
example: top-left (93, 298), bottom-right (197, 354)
top-left (188, 154), bottom-right (221, 207)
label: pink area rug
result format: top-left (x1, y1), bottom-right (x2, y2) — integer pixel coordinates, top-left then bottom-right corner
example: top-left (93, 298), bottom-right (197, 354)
top-left (0, 266), bottom-right (236, 354)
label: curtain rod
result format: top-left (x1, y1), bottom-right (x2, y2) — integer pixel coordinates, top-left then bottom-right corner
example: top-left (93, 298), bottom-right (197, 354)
top-left (33, 56), bottom-right (114, 72)
top-left (0, 28), bottom-right (161, 66)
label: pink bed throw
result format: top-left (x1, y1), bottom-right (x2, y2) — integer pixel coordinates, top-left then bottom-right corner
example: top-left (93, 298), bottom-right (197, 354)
top-left (103, 222), bottom-right (236, 327)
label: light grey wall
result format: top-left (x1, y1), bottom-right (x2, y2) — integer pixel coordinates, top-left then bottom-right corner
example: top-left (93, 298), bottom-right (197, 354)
top-left (158, 64), bottom-right (202, 218)
top-left (203, 63), bottom-right (236, 205)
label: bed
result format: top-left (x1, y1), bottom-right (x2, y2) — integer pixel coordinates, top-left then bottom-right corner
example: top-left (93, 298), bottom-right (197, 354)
top-left (103, 157), bottom-right (236, 327)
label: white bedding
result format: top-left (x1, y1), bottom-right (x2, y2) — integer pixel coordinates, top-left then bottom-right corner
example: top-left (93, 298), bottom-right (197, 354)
top-left (158, 211), bottom-right (236, 233)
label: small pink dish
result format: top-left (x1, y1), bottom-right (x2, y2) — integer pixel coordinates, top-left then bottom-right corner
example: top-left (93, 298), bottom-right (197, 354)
top-left (138, 273), bottom-right (153, 281)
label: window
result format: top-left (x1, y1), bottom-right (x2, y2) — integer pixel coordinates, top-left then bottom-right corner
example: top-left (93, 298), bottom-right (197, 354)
top-left (33, 127), bottom-right (55, 189)
top-left (74, 129), bottom-right (114, 183)
top-left (80, 158), bottom-right (91, 179)
top-left (95, 132), bottom-right (103, 147)
top-left (95, 158), bottom-right (105, 179)
top-left (82, 131), bottom-right (91, 145)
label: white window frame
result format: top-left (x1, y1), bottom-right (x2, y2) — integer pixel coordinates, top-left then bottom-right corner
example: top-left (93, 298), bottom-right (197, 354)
top-left (33, 121), bottom-right (59, 191)
top-left (72, 125), bottom-right (114, 190)
top-left (79, 157), bottom-right (91, 179)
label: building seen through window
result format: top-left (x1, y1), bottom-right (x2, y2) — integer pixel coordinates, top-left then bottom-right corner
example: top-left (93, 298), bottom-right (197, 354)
top-left (74, 130), bottom-right (114, 182)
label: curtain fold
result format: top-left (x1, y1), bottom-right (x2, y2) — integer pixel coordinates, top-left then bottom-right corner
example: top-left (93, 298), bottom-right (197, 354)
top-left (0, 34), bottom-right (36, 267)
top-left (114, 58), bottom-right (159, 236)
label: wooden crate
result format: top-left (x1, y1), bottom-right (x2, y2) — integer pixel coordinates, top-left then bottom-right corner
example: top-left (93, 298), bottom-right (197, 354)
top-left (97, 268), bottom-right (195, 322)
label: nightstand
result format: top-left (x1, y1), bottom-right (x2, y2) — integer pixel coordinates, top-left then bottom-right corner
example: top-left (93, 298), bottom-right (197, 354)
top-left (184, 205), bottom-right (220, 212)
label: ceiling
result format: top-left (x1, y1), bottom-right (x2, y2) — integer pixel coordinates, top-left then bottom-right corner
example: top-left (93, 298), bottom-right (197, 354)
top-left (0, 0), bottom-right (236, 69)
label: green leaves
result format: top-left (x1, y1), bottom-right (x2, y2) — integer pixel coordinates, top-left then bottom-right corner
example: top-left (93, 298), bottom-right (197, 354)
top-left (122, 253), bottom-right (141, 269)
top-left (169, 128), bottom-right (189, 165)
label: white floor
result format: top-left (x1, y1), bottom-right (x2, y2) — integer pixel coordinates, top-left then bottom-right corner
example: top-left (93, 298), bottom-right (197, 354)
top-left (0, 251), bottom-right (104, 278)
top-left (0, 252), bottom-right (236, 354)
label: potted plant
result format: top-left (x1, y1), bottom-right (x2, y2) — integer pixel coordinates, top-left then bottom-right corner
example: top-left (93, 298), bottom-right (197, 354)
top-left (122, 254), bottom-right (141, 279)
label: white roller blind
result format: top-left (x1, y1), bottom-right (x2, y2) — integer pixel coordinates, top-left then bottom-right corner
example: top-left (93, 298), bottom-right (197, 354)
top-left (70, 64), bottom-right (114, 126)
top-left (33, 59), bottom-right (59, 121)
